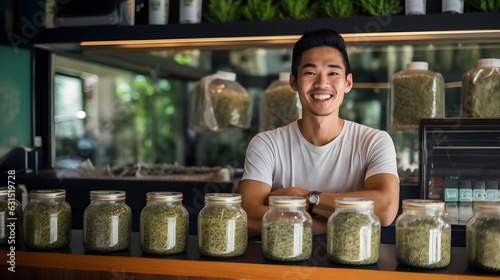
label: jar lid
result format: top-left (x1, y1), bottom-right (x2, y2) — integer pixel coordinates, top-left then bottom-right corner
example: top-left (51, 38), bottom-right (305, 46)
top-left (0, 187), bottom-right (10, 196)
top-left (90, 190), bottom-right (126, 201)
top-left (268, 196), bottom-right (307, 207)
top-left (279, 72), bottom-right (290, 81)
top-left (477, 58), bottom-right (500, 68)
top-left (30, 189), bottom-right (66, 199)
top-left (486, 180), bottom-right (498, 189)
top-left (146, 191), bottom-right (183, 202)
top-left (335, 197), bottom-right (374, 208)
top-left (216, 71), bottom-right (237, 81)
top-left (205, 193), bottom-right (241, 203)
top-left (473, 201), bottom-right (500, 212)
top-left (402, 199), bottom-right (444, 210)
top-left (460, 179), bottom-right (472, 189)
top-left (407, 61), bottom-right (428, 70)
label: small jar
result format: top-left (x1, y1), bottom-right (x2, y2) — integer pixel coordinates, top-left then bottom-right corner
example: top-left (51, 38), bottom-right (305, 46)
top-left (83, 190), bottom-right (131, 252)
top-left (396, 199), bottom-right (451, 268)
top-left (140, 192), bottom-right (189, 255)
top-left (0, 187), bottom-right (22, 245)
top-left (23, 189), bottom-right (71, 249)
top-left (327, 198), bottom-right (380, 265)
top-left (466, 201), bottom-right (500, 272)
top-left (198, 193), bottom-right (247, 258)
top-left (262, 196), bottom-right (312, 261)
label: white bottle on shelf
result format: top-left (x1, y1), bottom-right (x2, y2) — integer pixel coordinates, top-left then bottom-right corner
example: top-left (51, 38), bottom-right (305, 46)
top-left (406, 0), bottom-right (426, 15)
top-left (149, 0), bottom-right (169, 25)
top-left (180, 0), bottom-right (202, 24)
top-left (442, 0), bottom-right (464, 14)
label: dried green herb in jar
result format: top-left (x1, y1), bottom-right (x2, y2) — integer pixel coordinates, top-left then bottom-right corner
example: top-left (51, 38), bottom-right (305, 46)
top-left (211, 89), bottom-right (250, 129)
top-left (141, 204), bottom-right (188, 255)
top-left (462, 59), bottom-right (500, 118)
top-left (467, 207), bottom-right (500, 272)
top-left (198, 205), bottom-right (247, 258)
top-left (261, 85), bottom-right (300, 131)
top-left (262, 219), bottom-right (312, 261)
top-left (328, 212), bottom-right (380, 265)
top-left (23, 189), bottom-right (71, 250)
top-left (0, 193), bottom-right (22, 245)
top-left (396, 219), bottom-right (451, 268)
top-left (84, 191), bottom-right (131, 252)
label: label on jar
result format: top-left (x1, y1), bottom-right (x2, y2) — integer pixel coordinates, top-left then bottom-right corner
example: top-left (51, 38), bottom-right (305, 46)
top-left (444, 188), bottom-right (458, 202)
top-left (459, 189), bottom-right (472, 202)
top-left (473, 189), bottom-right (486, 201)
top-left (486, 189), bottom-right (498, 201)
top-left (442, 0), bottom-right (464, 14)
top-left (406, 0), bottom-right (426, 15)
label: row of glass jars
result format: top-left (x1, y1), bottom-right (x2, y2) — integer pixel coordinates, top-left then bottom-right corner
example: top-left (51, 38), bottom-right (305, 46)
top-left (2, 187), bottom-right (499, 271)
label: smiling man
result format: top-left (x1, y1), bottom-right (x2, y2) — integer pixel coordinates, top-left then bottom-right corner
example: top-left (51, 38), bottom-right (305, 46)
top-left (239, 29), bottom-right (400, 236)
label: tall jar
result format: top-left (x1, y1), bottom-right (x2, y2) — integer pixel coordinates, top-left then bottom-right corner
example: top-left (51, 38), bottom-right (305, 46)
top-left (198, 193), bottom-right (247, 258)
top-left (83, 190), bottom-right (131, 252)
top-left (396, 199), bottom-right (451, 268)
top-left (0, 187), bottom-right (22, 245)
top-left (390, 61), bottom-right (444, 130)
top-left (262, 196), bottom-right (312, 261)
top-left (461, 58), bottom-right (500, 118)
top-left (327, 198), bottom-right (380, 265)
top-left (23, 189), bottom-right (71, 249)
top-left (140, 192), bottom-right (189, 255)
top-left (466, 201), bottom-right (500, 272)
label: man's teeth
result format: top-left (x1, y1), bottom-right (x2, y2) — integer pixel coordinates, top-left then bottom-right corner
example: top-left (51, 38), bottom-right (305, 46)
top-left (312, 94), bottom-right (332, 100)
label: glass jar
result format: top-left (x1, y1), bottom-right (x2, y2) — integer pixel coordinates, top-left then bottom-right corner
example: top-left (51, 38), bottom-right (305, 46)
top-left (262, 196), bottom-right (312, 261)
top-left (140, 192), bottom-right (189, 255)
top-left (462, 58), bottom-right (500, 118)
top-left (0, 187), bottom-right (22, 245)
top-left (327, 198), bottom-right (380, 265)
top-left (23, 189), bottom-right (71, 249)
top-left (395, 199), bottom-right (451, 268)
top-left (390, 61), bottom-right (445, 130)
top-left (83, 190), bottom-right (131, 252)
top-left (466, 201), bottom-right (500, 272)
top-left (198, 193), bottom-right (247, 258)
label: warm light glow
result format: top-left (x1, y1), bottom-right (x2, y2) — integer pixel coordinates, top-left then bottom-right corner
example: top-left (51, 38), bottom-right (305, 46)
top-left (76, 111), bottom-right (87, 119)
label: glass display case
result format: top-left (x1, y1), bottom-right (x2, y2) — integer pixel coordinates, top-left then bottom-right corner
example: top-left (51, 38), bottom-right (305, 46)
top-left (419, 118), bottom-right (500, 224)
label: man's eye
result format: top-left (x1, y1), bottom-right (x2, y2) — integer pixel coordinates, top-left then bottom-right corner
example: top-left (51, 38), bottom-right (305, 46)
top-left (329, 72), bottom-right (339, 76)
top-left (304, 72), bottom-right (315, 75)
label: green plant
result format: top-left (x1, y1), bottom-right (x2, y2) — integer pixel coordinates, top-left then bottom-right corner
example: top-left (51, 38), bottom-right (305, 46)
top-left (262, 219), bottom-right (312, 261)
top-left (467, 0), bottom-right (500, 12)
top-left (278, 0), bottom-right (319, 20)
top-left (359, 0), bottom-right (403, 16)
top-left (205, 0), bottom-right (243, 22)
top-left (242, 0), bottom-right (279, 21)
top-left (320, 0), bottom-right (359, 18)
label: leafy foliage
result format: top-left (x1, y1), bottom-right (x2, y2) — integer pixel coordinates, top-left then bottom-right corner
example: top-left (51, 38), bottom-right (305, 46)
top-left (319, 0), bottom-right (360, 18)
top-left (242, 0), bottom-right (279, 21)
top-left (205, 0), bottom-right (243, 22)
top-left (278, 0), bottom-right (319, 20)
top-left (359, 0), bottom-right (403, 16)
top-left (466, 0), bottom-right (500, 12)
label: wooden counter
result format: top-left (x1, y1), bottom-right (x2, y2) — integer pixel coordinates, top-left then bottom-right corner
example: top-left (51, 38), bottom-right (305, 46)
top-left (0, 230), bottom-right (498, 280)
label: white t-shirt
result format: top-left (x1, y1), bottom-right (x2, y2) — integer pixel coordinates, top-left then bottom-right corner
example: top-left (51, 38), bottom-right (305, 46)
top-left (242, 120), bottom-right (399, 193)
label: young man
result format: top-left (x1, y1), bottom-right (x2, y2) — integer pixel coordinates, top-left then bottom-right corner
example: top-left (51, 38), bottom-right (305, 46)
top-left (239, 29), bottom-right (399, 236)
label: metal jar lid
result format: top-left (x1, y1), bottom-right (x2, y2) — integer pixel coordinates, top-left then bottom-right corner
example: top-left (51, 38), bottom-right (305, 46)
top-left (30, 189), bottom-right (67, 199)
top-left (205, 193), bottom-right (241, 204)
top-left (335, 197), bottom-right (374, 208)
top-left (146, 191), bottom-right (183, 202)
top-left (90, 190), bottom-right (126, 201)
top-left (402, 199), bottom-right (445, 210)
top-left (268, 196), bottom-right (306, 207)
top-left (0, 187), bottom-right (10, 196)
top-left (473, 201), bottom-right (500, 212)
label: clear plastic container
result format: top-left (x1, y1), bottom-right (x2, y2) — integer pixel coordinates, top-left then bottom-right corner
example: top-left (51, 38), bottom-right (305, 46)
top-left (466, 201), bottom-right (500, 272)
top-left (198, 193), bottom-right (247, 258)
top-left (260, 72), bottom-right (301, 131)
top-left (462, 58), bottom-right (500, 118)
top-left (190, 71), bottom-right (251, 132)
top-left (262, 196), bottom-right (312, 261)
top-left (0, 187), bottom-right (22, 245)
top-left (23, 189), bottom-right (71, 249)
top-left (327, 198), bottom-right (380, 265)
top-left (83, 190), bottom-right (131, 252)
top-left (140, 192), bottom-right (189, 255)
top-left (390, 61), bottom-right (445, 130)
top-left (395, 199), bottom-right (451, 268)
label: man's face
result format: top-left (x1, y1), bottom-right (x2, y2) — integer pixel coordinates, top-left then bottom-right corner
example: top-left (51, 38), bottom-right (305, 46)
top-left (289, 46), bottom-right (353, 118)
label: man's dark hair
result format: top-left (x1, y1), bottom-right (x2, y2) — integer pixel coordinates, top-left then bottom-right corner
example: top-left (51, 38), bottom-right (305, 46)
top-left (291, 29), bottom-right (350, 79)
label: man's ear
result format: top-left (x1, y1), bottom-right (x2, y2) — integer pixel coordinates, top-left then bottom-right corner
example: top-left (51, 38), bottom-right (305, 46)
top-left (345, 73), bottom-right (353, 93)
top-left (289, 74), bottom-right (298, 91)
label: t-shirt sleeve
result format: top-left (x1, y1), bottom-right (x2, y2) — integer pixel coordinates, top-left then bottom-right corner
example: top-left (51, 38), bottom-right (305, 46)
top-left (365, 131), bottom-right (399, 181)
top-left (241, 134), bottom-right (275, 186)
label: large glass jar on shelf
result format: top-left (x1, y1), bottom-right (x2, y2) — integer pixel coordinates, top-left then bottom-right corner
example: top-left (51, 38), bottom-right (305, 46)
top-left (262, 196), bottom-right (312, 261)
top-left (462, 58), bottom-right (500, 118)
top-left (395, 199), bottom-right (451, 268)
top-left (198, 193), bottom-right (247, 258)
top-left (390, 61), bottom-right (445, 130)
top-left (23, 189), bottom-right (71, 250)
top-left (83, 190), bottom-right (131, 252)
top-left (140, 192), bottom-right (189, 255)
top-left (466, 201), bottom-right (500, 272)
top-left (0, 187), bottom-right (22, 245)
top-left (327, 198), bottom-right (380, 265)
